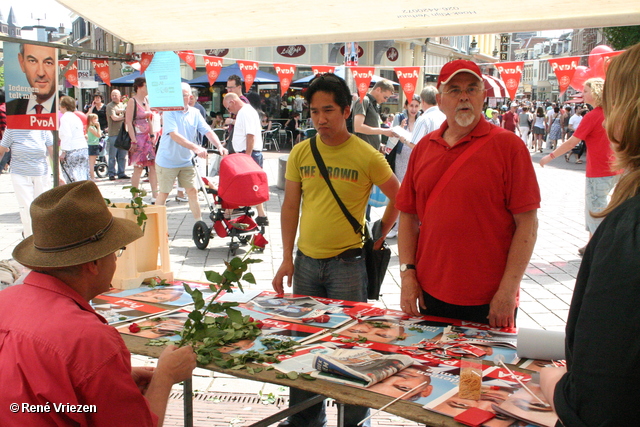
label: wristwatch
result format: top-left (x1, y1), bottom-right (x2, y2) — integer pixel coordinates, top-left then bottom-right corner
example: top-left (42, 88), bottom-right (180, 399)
top-left (400, 264), bottom-right (416, 272)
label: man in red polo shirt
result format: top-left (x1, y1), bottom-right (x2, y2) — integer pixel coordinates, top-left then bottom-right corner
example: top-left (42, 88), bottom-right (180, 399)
top-left (501, 102), bottom-right (519, 134)
top-left (396, 60), bottom-right (540, 328)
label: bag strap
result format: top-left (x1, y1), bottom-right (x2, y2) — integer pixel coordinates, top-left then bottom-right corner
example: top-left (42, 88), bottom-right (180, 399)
top-left (424, 126), bottom-right (503, 212)
top-left (310, 136), bottom-right (364, 238)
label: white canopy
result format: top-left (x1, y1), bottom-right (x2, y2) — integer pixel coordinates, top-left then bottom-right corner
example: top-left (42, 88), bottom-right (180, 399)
top-left (56, 0), bottom-right (640, 52)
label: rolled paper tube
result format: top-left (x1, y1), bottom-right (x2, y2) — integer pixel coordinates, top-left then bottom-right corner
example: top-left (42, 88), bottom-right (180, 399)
top-left (516, 328), bottom-right (565, 361)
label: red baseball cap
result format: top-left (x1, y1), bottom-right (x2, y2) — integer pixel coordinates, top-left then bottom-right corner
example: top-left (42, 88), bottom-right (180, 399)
top-left (437, 60), bottom-right (483, 89)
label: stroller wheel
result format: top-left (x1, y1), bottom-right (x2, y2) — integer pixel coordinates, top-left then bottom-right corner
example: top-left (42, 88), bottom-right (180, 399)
top-left (95, 162), bottom-right (108, 178)
top-left (193, 221), bottom-right (211, 250)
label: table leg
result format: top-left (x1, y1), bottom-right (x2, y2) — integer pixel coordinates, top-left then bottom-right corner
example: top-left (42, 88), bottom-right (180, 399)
top-left (184, 378), bottom-right (193, 427)
top-left (337, 401), bottom-right (345, 427)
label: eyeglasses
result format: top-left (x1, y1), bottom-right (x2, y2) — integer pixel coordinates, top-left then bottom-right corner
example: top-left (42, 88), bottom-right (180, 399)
top-left (442, 86), bottom-right (483, 97)
top-left (225, 86), bottom-right (237, 90)
top-left (116, 247), bottom-right (126, 257)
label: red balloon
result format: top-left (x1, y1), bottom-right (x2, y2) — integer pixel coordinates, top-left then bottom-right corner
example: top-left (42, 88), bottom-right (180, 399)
top-left (589, 45), bottom-right (613, 69)
top-left (570, 66), bottom-right (590, 91)
top-left (592, 57), bottom-right (606, 79)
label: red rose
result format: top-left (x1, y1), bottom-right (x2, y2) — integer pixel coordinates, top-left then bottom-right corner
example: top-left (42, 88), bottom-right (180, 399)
top-left (129, 323), bottom-right (141, 333)
top-left (251, 233), bottom-right (269, 249)
top-left (315, 315), bottom-right (330, 323)
top-left (255, 320), bottom-right (264, 329)
top-left (249, 317), bottom-right (255, 323)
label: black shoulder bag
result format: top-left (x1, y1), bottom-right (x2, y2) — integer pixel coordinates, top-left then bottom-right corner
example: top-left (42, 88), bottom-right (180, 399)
top-left (114, 99), bottom-right (137, 150)
top-left (309, 136), bottom-right (391, 300)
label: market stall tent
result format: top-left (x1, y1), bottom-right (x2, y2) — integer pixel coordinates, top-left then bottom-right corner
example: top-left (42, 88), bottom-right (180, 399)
top-left (56, 0), bottom-right (639, 52)
top-left (188, 63), bottom-right (279, 87)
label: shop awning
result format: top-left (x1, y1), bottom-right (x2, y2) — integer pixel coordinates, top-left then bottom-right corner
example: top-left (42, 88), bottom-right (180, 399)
top-left (55, 0), bottom-right (640, 52)
top-left (483, 74), bottom-right (508, 98)
top-left (188, 63), bottom-right (279, 87)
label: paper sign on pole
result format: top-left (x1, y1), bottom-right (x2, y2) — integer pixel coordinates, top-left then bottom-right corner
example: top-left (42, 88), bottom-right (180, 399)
top-left (140, 52), bottom-right (154, 74)
top-left (274, 63), bottom-right (296, 96)
top-left (496, 61), bottom-right (524, 100)
top-left (312, 65), bottom-right (335, 75)
top-left (237, 60), bottom-right (259, 92)
top-left (91, 59), bottom-right (111, 86)
top-left (176, 50), bottom-right (196, 70)
top-left (394, 66), bottom-right (420, 101)
top-left (145, 51), bottom-right (184, 111)
top-left (547, 57), bottom-right (579, 95)
top-left (350, 67), bottom-right (375, 101)
top-left (4, 42), bottom-right (58, 130)
top-left (203, 56), bottom-right (224, 85)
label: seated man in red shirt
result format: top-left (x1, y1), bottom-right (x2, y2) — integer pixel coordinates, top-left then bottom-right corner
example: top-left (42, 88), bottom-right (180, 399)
top-left (0, 180), bottom-right (196, 426)
top-left (396, 60), bottom-right (540, 328)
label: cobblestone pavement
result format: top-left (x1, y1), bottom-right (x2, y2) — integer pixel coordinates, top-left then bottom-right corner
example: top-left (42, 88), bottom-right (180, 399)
top-left (0, 147), bottom-right (589, 426)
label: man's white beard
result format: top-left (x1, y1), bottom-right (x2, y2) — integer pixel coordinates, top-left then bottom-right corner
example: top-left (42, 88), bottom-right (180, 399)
top-left (455, 111), bottom-right (475, 127)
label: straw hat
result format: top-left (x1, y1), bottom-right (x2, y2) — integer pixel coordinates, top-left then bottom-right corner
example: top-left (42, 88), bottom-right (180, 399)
top-left (13, 181), bottom-right (143, 268)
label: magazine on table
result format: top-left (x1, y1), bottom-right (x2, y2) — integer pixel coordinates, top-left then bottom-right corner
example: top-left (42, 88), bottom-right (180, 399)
top-left (104, 280), bottom-right (215, 306)
top-left (493, 382), bottom-right (558, 427)
top-left (442, 325), bottom-right (518, 349)
top-left (312, 347), bottom-right (415, 387)
top-left (91, 295), bottom-right (169, 325)
top-left (249, 295), bottom-right (328, 319)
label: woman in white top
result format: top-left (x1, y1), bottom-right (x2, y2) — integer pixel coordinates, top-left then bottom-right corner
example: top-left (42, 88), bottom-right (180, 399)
top-left (532, 106), bottom-right (547, 152)
top-left (59, 96), bottom-right (89, 183)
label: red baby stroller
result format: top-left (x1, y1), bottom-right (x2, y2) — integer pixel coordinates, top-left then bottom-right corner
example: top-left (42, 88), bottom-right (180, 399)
top-left (192, 154), bottom-right (269, 256)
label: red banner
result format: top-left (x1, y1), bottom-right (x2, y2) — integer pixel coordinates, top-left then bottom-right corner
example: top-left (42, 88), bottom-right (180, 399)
top-left (312, 65), bottom-right (335, 75)
top-left (59, 59), bottom-right (79, 87)
top-left (7, 113), bottom-right (57, 131)
top-left (91, 59), bottom-right (111, 87)
top-left (176, 50), bottom-right (196, 70)
top-left (548, 57), bottom-right (579, 95)
top-left (203, 56), bottom-right (224, 86)
top-left (274, 63), bottom-right (296, 96)
top-left (237, 60), bottom-right (259, 92)
top-left (350, 67), bottom-right (375, 101)
top-left (140, 52), bottom-right (154, 74)
top-left (394, 67), bottom-right (420, 101)
top-left (495, 61), bottom-right (524, 100)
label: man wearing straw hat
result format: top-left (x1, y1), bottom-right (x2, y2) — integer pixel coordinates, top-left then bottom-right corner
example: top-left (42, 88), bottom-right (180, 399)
top-left (0, 181), bottom-right (197, 426)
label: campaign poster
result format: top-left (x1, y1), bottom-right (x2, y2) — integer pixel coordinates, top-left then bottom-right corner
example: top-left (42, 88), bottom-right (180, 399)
top-left (4, 42), bottom-right (58, 130)
top-left (144, 51), bottom-right (184, 111)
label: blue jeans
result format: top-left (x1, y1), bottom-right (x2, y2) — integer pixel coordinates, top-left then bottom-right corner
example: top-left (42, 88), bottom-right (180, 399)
top-left (286, 250), bottom-right (369, 427)
top-left (107, 135), bottom-right (127, 177)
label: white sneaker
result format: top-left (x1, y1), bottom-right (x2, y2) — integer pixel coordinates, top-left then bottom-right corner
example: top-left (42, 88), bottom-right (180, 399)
top-left (386, 228), bottom-right (398, 239)
top-left (149, 198), bottom-right (156, 205)
top-left (175, 196), bottom-right (188, 202)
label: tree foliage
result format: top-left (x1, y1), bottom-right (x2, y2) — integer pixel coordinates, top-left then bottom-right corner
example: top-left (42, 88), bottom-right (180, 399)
top-left (603, 26), bottom-right (640, 51)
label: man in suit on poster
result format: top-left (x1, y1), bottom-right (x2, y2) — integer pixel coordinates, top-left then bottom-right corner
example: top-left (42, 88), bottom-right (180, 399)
top-left (6, 44), bottom-right (57, 116)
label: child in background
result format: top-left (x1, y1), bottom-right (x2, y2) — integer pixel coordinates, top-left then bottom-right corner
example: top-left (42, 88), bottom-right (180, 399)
top-left (86, 113), bottom-right (102, 181)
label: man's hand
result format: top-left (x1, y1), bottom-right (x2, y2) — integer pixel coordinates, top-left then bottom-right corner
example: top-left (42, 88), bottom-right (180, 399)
top-left (400, 272), bottom-right (425, 317)
top-left (131, 366), bottom-right (155, 394)
top-left (381, 128), bottom-right (394, 138)
top-left (155, 345), bottom-right (197, 384)
top-left (272, 259), bottom-right (294, 295)
top-left (488, 290), bottom-right (517, 328)
top-left (194, 146), bottom-right (207, 159)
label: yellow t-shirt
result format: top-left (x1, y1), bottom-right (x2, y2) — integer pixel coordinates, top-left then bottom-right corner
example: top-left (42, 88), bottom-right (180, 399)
top-left (286, 135), bottom-right (393, 258)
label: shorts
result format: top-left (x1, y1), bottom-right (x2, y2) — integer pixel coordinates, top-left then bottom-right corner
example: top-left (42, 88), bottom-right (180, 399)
top-left (585, 175), bottom-right (619, 234)
top-left (156, 165), bottom-right (196, 194)
top-left (88, 145), bottom-right (101, 156)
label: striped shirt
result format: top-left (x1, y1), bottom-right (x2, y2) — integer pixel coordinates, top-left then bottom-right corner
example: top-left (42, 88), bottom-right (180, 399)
top-left (0, 129), bottom-right (53, 176)
top-left (410, 106), bottom-right (446, 145)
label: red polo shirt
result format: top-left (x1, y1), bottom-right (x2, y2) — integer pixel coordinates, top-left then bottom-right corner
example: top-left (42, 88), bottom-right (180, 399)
top-left (0, 272), bottom-right (158, 427)
top-left (396, 119), bottom-right (540, 305)
top-left (573, 107), bottom-right (621, 178)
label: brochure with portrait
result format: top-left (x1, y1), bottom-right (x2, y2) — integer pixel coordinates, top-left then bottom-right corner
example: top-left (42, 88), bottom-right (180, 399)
top-left (104, 280), bottom-right (215, 306)
top-left (90, 295), bottom-right (169, 325)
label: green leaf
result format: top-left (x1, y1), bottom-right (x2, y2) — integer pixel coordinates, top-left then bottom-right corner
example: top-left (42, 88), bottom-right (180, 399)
top-left (229, 257), bottom-right (244, 269)
top-left (183, 283), bottom-right (194, 295)
top-left (286, 371), bottom-right (299, 380)
top-left (231, 364), bottom-right (246, 370)
top-left (188, 311), bottom-right (203, 321)
top-left (276, 373), bottom-right (286, 379)
top-left (300, 373), bottom-right (316, 381)
top-left (205, 270), bottom-right (224, 284)
top-left (242, 272), bottom-right (256, 284)
top-left (226, 307), bottom-right (244, 324)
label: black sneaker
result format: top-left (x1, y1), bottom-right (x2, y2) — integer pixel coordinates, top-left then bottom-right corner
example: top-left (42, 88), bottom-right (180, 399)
top-left (118, 174), bottom-right (131, 179)
top-left (256, 216), bottom-right (269, 226)
top-left (109, 176), bottom-right (116, 181)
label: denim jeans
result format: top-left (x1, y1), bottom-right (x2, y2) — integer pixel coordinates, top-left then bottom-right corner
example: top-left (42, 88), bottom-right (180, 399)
top-left (107, 135), bottom-right (127, 177)
top-left (285, 251), bottom-right (370, 427)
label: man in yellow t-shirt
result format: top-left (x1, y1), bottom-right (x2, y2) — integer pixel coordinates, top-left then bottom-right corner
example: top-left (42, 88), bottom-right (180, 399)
top-left (272, 74), bottom-right (399, 427)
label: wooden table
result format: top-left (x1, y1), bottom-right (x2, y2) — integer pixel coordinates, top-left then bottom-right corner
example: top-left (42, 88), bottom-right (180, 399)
top-left (122, 333), bottom-right (462, 427)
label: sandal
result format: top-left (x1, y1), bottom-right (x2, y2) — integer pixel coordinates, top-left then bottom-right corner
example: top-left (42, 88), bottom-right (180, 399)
top-left (565, 154), bottom-right (570, 162)
top-left (576, 160), bottom-right (583, 164)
